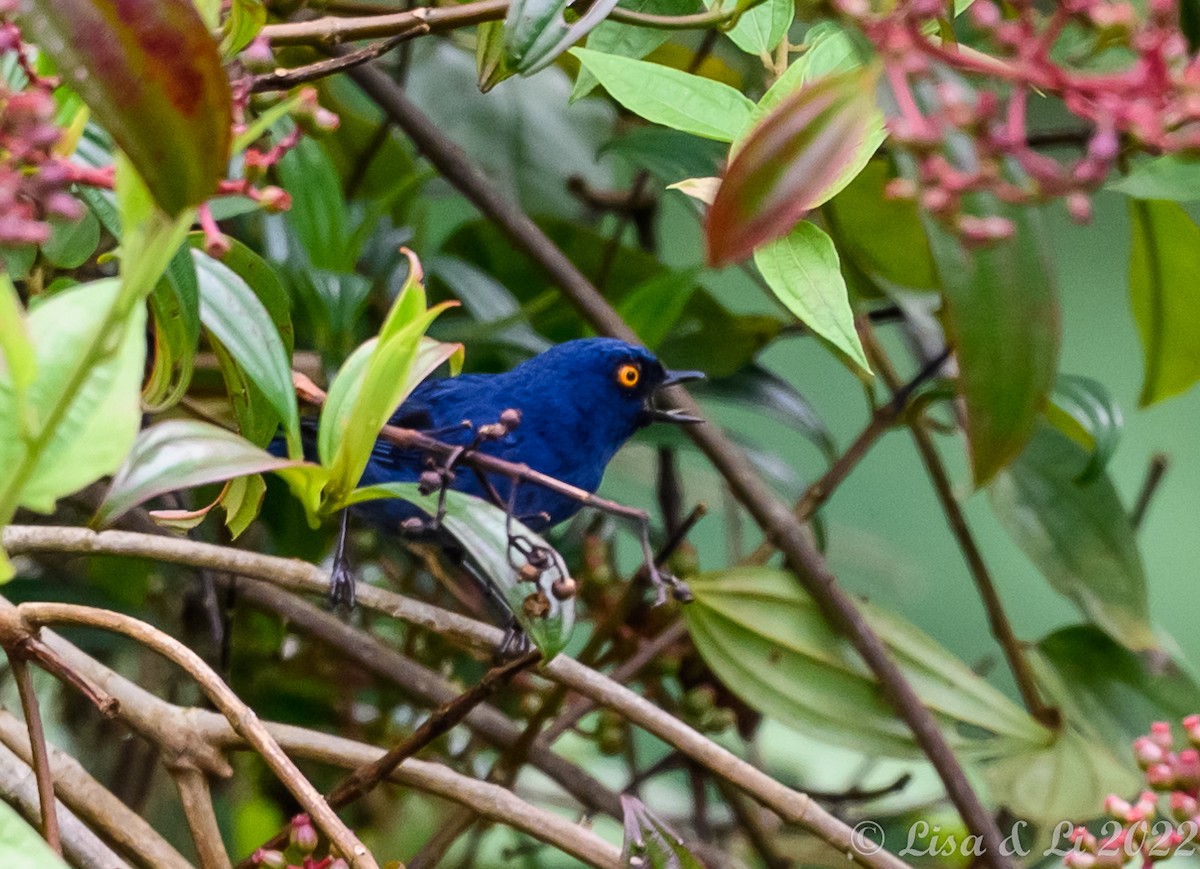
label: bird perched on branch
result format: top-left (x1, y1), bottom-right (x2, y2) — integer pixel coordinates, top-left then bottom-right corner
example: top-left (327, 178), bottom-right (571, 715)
top-left (319, 338), bottom-right (704, 606)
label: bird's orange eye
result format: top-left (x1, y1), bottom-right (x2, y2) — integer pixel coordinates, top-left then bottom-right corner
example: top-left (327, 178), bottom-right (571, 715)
top-left (616, 363), bottom-right (640, 389)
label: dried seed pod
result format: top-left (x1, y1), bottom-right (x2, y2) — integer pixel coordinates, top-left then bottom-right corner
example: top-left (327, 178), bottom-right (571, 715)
top-left (401, 517), bottom-right (427, 533)
top-left (522, 590), bottom-right (550, 619)
top-left (477, 422), bottom-right (506, 440)
top-left (417, 469), bottom-right (442, 495)
top-left (518, 563), bottom-right (542, 583)
top-left (500, 407), bottom-right (522, 429)
top-left (551, 575), bottom-right (577, 600)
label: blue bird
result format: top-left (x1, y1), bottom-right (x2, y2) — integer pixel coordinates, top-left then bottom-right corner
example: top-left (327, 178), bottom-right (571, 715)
top-left (311, 338), bottom-right (703, 607)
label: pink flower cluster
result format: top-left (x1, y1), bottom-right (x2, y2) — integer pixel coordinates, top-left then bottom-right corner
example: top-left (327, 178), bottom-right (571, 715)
top-left (1066, 718), bottom-right (1200, 869)
top-left (0, 23), bottom-right (84, 248)
top-left (839, 0), bottom-right (1200, 243)
top-left (251, 814), bottom-right (349, 869)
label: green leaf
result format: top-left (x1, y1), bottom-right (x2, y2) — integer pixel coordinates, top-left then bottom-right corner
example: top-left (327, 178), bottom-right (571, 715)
top-left (194, 248), bottom-right (301, 457)
top-left (1034, 625), bottom-right (1200, 755)
top-left (193, 235), bottom-right (294, 357)
top-left (753, 221), bottom-right (870, 372)
top-left (40, 207), bottom-right (100, 269)
top-left (617, 270), bottom-right (698, 350)
top-left (505, 0), bottom-right (622, 74)
top-left (721, 0), bottom-right (793, 57)
top-left (476, 20), bottom-right (516, 93)
top-left (707, 66), bottom-right (883, 264)
top-left (570, 0), bottom-right (701, 101)
top-left (0, 800), bottom-right (69, 868)
top-left (17, 280), bottom-right (147, 513)
top-left (277, 137), bottom-right (352, 271)
top-left (1045, 375), bottom-right (1122, 484)
top-left (19, 0), bottom-right (231, 216)
top-left (599, 127), bottom-right (725, 184)
top-left (96, 420), bottom-right (299, 526)
top-left (222, 472), bottom-right (267, 539)
top-left (927, 204), bottom-right (1060, 484)
top-left (621, 796), bottom-right (705, 869)
top-left (0, 245), bottom-right (37, 281)
top-left (144, 245), bottom-right (200, 411)
top-left (570, 48), bottom-right (755, 142)
top-left (989, 423), bottom-right (1156, 651)
top-left (345, 484), bottom-right (575, 659)
top-left (825, 160), bottom-right (938, 291)
top-left (0, 275), bottom-right (35, 412)
top-left (221, 0), bottom-right (266, 57)
top-left (684, 567), bottom-right (1048, 757)
top-left (1127, 199), bottom-right (1200, 406)
top-left (1109, 155), bottom-right (1200, 202)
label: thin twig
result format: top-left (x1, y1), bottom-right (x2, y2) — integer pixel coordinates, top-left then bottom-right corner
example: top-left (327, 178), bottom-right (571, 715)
top-left (859, 325), bottom-right (1058, 728)
top-left (2, 525), bottom-right (914, 869)
top-left (260, 0), bottom-right (766, 45)
top-left (346, 61), bottom-right (1009, 869)
top-left (172, 766), bottom-right (232, 869)
top-left (250, 32), bottom-right (418, 92)
top-left (237, 648), bottom-right (540, 867)
top-left (6, 654), bottom-right (61, 854)
top-left (0, 707), bottom-right (192, 868)
top-left (6, 601), bottom-right (377, 869)
top-left (1131, 453), bottom-right (1169, 532)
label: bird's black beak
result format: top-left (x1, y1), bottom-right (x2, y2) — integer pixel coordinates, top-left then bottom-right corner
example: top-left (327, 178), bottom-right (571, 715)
top-left (646, 369), bottom-right (706, 424)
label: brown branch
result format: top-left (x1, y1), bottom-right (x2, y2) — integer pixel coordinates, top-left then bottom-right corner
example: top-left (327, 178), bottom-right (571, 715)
top-left (0, 736), bottom-right (129, 869)
top-left (232, 577), bottom-right (622, 816)
top-left (1131, 452), bottom-right (1169, 531)
top-left (0, 707), bottom-right (192, 869)
top-left (5, 601), bottom-right (377, 869)
top-left (249, 32), bottom-right (419, 92)
top-left (172, 766), bottom-right (232, 869)
top-left (6, 655), bottom-right (61, 854)
top-left (2, 525), bottom-right (913, 869)
top-left (238, 648), bottom-right (539, 867)
top-left (260, 0), bottom-right (761, 46)
top-left (859, 324), bottom-right (1058, 729)
top-left (345, 61), bottom-right (1009, 869)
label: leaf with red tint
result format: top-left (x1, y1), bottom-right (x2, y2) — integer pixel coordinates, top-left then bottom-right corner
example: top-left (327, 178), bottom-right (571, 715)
top-left (20, 0), bottom-right (232, 216)
top-left (706, 66), bottom-right (880, 266)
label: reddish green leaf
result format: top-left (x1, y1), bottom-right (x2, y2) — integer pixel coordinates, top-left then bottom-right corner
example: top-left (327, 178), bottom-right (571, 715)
top-left (19, 0), bottom-right (232, 216)
top-left (705, 66), bottom-right (881, 266)
top-left (926, 205), bottom-right (1061, 484)
top-left (96, 420), bottom-right (301, 526)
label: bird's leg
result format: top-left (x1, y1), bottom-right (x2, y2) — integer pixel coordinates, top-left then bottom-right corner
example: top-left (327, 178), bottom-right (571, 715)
top-left (329, 509), bottom-right (356, 610)
top-left (460, 559), bottom-right (531, 662)
top-left (634, 513), bottom-right (692, 605)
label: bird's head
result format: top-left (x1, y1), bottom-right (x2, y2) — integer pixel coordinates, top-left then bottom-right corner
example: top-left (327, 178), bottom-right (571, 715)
top-left (518, 339), bottom-right (704, 442)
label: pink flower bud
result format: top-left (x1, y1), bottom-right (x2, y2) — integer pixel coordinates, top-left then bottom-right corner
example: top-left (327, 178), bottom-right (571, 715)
top-left (257, 186), bottom-right (292, 213)
top-left (1176, 749), bottom-right (1200, 788)
top-left (252, 849), bottom-right (287, 869)
top-left (1147, 762), bottom-right (1176, 790)
top-left (290, 814), bottom-right (318, 853)
top-left (1134, 736), bottom-right (1166, 768)
top-left (1067, 193), bottom-right (1092, 224)
top-left (1105, 795), bottom-right (1133, 820)
top-left (1183, 715), bottom-right (1200, 746)
top-left (1064, 850), bottom-right (1097, 869)
top-left (1170, 791), bottom-right (1197, 821)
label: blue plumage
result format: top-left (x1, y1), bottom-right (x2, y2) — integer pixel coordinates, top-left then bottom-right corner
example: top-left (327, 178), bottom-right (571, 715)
top-left (333, 338), bottom-right (702, 530)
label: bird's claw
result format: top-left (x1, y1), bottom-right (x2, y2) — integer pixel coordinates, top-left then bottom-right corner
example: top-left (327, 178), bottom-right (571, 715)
top-left (329, 558), bottom-right (357, 611)
top-left (648, 567), bottom-right (692, 606)
top-left (494, 622), bottom-right (532, 663)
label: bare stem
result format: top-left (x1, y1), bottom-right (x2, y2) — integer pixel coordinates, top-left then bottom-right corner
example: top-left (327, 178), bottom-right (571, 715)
top-left (6, 654), bottom-right (61, 854)
top-left (1131, 453), bottom-right (1169, 532)
top-left (172, 766), bottom-right (232, 869)
top-left (860, 325), bottom-right (1058, 728)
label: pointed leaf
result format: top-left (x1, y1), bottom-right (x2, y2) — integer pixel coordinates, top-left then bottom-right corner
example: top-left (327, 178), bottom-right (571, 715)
top-left (17, 280), bottom-right (147, 513)
top-left (570, 0), bottom-right (700, 101)
top-left (989, 423), bottom-right (1156, 651)
top-left (506, 0), bottom-right (622, 74)
top-left (753, 221), bottom-right (870, 372)
top-left (684, 567), bottom-right (1048, 757)
top-left (927, 205), bottom-right (1060, 484)
top-left (1109, 155), bottom-right (1200, 202)
top-left (706, 66), bottom-right (882, 264)
top-left (194, 248), bottom-right (300, 457)
top-left (1127, 199), bottom-right (1200, 406)
top-left (1046, 375), bottom-right (1123, 484)
top-left (621, 796), bottom-right (705, 869)
top-left (476, 20), bottom-right (516, 93)
top-left (0, 800), bottom-right (69, 868)
top-left (97, 420), bottom-right (301, 526)
top-left (570, 48), bottom-right (754, 142)
top-left (721, 0), bottom-right (793, 57)
top-left (345, 484), bottom-right (575, 659)
top-left (18, 0), bottom-right (232, 215)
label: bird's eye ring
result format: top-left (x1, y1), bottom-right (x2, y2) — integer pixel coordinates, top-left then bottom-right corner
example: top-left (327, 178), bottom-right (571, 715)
top-left (616, 363), bottom-right (640, 389)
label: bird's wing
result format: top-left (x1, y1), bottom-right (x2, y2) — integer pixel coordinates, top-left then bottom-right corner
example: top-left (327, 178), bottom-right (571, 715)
top-left (368, 377), bottom-right (477, 471)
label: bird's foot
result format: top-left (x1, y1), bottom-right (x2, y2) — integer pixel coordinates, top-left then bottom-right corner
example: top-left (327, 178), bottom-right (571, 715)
top-left (329, 556), bottom-right (357, 611)
top-left (648, 567), bottom-right (692, 606)
top-left (494, 622), bottom-right (532, 663)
